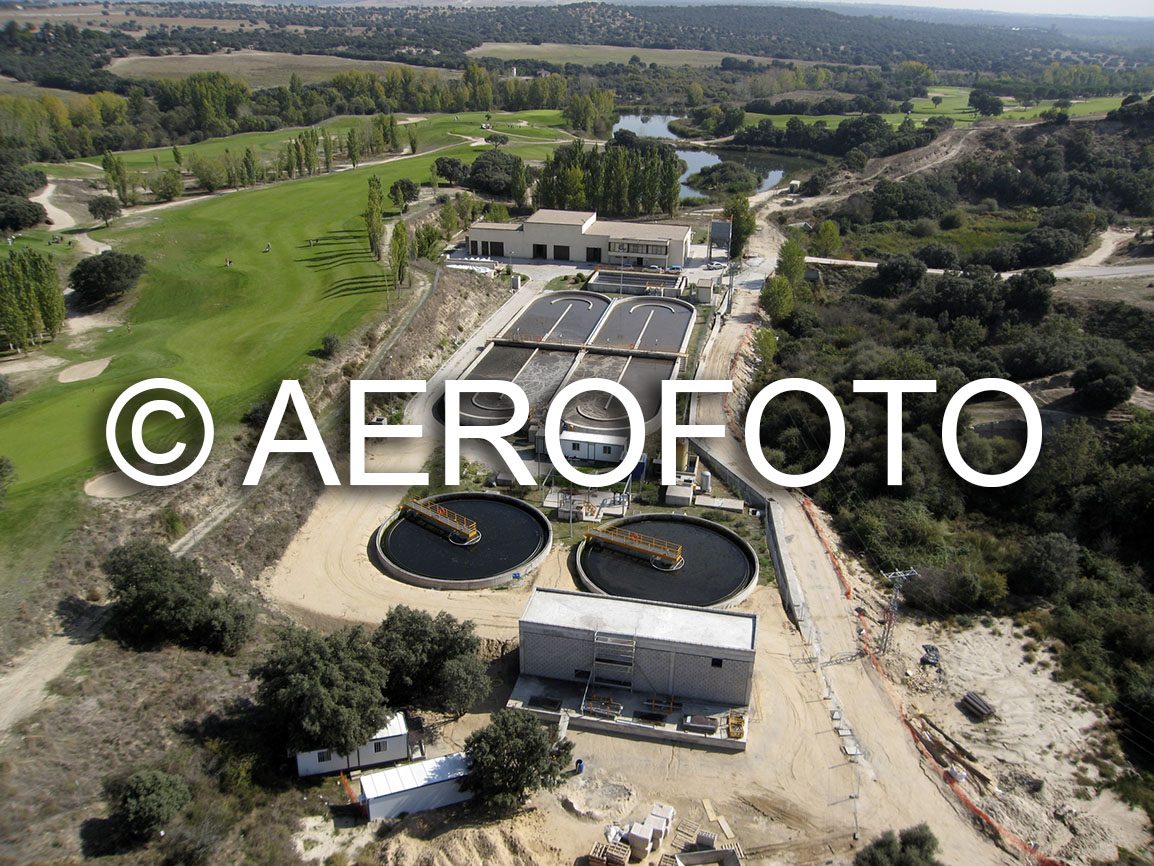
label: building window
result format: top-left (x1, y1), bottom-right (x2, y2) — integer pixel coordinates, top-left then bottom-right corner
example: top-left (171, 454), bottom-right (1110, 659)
top-left (571, 442), bottom-right (581, 452)
top-left (602, 445), bottom-right (612, 455)
top-left (373, 741), bottom-right (385, 753)
top-left (317, 750), bottom-right (332, 763)
top-left (711, 658), bottom-right (724, 669)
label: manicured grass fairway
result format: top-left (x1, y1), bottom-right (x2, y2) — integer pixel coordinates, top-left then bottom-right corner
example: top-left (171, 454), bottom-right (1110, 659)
top-left (0, 139), bottom-right (555, 603)
top-left (77, 110), bottom-right (570, 174)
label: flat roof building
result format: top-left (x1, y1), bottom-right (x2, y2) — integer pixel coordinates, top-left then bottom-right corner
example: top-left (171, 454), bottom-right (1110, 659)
top-left (358, 752), bottom-right (472, 820)
top-left (468, 209), bottom-right (691, 268)
top-left (518, 589), bottom-right (756, 706)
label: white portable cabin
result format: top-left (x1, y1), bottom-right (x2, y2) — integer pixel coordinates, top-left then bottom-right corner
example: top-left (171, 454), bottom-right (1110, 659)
top-left (359, 752), bottom-right (473, 820)
top-left (536, 430), bottom-right (629, 464)
top-left (295, 714), bottom-right (409, 777)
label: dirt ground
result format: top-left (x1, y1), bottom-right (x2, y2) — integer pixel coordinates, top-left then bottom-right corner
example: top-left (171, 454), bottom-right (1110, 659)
top-left (883, 619), bottom-right (1150, 863)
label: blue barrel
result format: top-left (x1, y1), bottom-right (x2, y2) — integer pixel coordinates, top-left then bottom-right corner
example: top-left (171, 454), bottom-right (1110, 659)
top-left (575, 759), bottom-right (585, 774)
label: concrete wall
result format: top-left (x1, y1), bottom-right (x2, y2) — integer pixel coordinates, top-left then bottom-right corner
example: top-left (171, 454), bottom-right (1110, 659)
top-left (365, 780), bottom-right (472, 820)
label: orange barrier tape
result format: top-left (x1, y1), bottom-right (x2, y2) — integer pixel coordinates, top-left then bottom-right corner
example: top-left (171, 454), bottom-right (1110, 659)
top-left (801, 496), bottom-right (853, 599)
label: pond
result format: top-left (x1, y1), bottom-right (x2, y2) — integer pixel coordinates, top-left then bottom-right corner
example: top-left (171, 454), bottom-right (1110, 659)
top-left (613, 113), bottom-right (804, 199)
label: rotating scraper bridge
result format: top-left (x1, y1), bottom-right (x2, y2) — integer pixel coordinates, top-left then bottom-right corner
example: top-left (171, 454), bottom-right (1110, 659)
top-left (456, 290), bottom-right (695, 434)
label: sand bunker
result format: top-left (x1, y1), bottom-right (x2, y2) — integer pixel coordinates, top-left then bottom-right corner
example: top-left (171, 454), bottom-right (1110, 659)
top-left (57, 356), bottom-right (111, 383)
top-left (84, 471), bottom-right (147, 499)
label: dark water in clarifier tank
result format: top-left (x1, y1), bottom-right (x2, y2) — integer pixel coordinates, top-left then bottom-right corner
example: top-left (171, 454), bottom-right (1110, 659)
top-left (580, 516), bottom-right (754, 607)
top-left (381, 496), bottom-right (548, 580)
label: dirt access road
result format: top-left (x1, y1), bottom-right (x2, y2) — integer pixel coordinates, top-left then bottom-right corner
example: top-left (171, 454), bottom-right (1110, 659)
top-left (689, 282), bottom-right (1013, 864)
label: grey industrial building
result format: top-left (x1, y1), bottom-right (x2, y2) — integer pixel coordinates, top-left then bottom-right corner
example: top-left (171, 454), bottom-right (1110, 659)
top-left (517, 589), bottom-right (756, 706)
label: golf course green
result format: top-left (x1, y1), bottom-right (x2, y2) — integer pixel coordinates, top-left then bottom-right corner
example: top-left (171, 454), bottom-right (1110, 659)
top-left (0, 123), bottom-right (566, 605)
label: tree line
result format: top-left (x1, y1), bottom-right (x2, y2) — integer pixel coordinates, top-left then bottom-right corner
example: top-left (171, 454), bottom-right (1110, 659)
top-left (534, 134), bottom-right (680, 218)
top-left (0, 248), bottom-right (64, 352)
top-left (734, 113), bottom-right (955, 163)
top-left (99, 1), bottom-right (1151, 73)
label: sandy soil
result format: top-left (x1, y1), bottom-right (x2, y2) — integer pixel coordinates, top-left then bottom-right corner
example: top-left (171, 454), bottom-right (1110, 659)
top-left (0, 352), bottom-right (65, 376)
top-left (886, 620), bottom-right (1150, 862)
top-left (56, 355), bottom-right (111, 383)
top-left (83, 471), bottom-right (148, 499)
top-left (261, 280), bottom-right (541, 632)
top-left (29, 182), bottom-right (109, 255)
top-left (64, 306), bottom-right (121, 336)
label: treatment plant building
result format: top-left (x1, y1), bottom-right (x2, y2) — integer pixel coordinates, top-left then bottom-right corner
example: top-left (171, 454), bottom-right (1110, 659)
top-left (467, 209), bottom-right (692, 269)
top-left (517, 589), bottom-right (756, 706)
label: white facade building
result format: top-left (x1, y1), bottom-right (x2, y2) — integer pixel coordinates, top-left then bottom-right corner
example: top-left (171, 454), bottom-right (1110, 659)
top-left (467, 209), bottom-right (691, 268)
top-left (295, 714), bottom-right (409, 777)
top-left (359, 752), bottom-right (473, 820)
top-left (518, 589), bottom-right (757, 706)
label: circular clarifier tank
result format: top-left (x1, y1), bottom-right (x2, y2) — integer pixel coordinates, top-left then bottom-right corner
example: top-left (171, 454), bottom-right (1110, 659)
top-left (374, 492), bottom-right (552, 589)
top-left (576, 513), bottom-right (758, 608)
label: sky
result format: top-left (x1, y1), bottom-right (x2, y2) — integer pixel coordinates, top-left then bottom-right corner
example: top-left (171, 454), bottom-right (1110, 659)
top-left (830, 0), bottom-right (1152, 18)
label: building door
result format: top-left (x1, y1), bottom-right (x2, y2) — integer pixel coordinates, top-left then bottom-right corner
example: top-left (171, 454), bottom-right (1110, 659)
top-left (490, 241), bottom-right (505, 257)
top-left (634, 257), bottom-right (643, 268)
top-left (532, 243), bottom-right (547, 259)
top-left (553, 245), bottom-right (570, 261)
top-left (470, 241), bottom-right (478, 255)
top-left (585, 247), bottom-right (602, 263)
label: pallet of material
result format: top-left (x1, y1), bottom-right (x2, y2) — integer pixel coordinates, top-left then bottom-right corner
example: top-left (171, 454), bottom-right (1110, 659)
top-left (959, 691), bottom-right (995, 720)
top-left (674, 819), bottom-right (700, 850)
top-left (605, 841), bottom-right (630, 866)
top-left (588, 842), bottom-right (608, 866)
top-left (659, 857), bottom-right (680, 866)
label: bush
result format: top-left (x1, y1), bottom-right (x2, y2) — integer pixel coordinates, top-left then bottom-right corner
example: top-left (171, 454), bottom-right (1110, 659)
top-left (854, 824), bottom-right (943, 866)
top-left (910, 217), bottom-right (938, 238)
top-left (107, 769), bottom-right (191, 842)
top-left (252, 626), bottom-right (391, 754)
top-left (0, 374), bottom-right (11, 404)
top-left (875, 255), bottom-right (926, 295)
top-left (461, 709), bottom-right (573, 812)
top-left (0, 194), bottom-right (46, 231)
top-left (102, 541), bottom-right (253, 654)
top-left (939, 209), bottom-right (966, 230)
top-left (1014, 533), bottom-right (1082, 596)
top-left (69, 251), bottom-right (146, 308)
top-left (88, 194), bottom-right (122, 227)
top-left (1072, 358), bottom-right (1137, 410)
top-left (914, 242), bottom-right (960, 270)
top-left (320, 334), bottom-right (340, 359)
top-left (436, 653), bottom-right (493, 718)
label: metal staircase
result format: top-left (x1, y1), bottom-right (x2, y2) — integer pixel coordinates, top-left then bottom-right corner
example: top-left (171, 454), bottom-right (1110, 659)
top-left (580, 631), bottom-right (636, 718)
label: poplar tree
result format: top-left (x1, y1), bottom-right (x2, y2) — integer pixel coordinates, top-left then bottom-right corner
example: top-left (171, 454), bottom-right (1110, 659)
top-left (364, 176), bottom-right (384, 261)
top-left (389, 221), bottom-right (409, 287)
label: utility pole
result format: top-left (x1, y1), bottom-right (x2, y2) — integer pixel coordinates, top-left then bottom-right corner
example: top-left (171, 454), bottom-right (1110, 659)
top-left (879, 568), bottom-right (918, 654)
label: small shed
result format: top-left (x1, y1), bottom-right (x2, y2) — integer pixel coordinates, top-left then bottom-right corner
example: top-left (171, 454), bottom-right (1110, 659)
top-left (296, 714), bottom-right (409, 777)
top-left (359, 752), bottom-right (472, 820)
